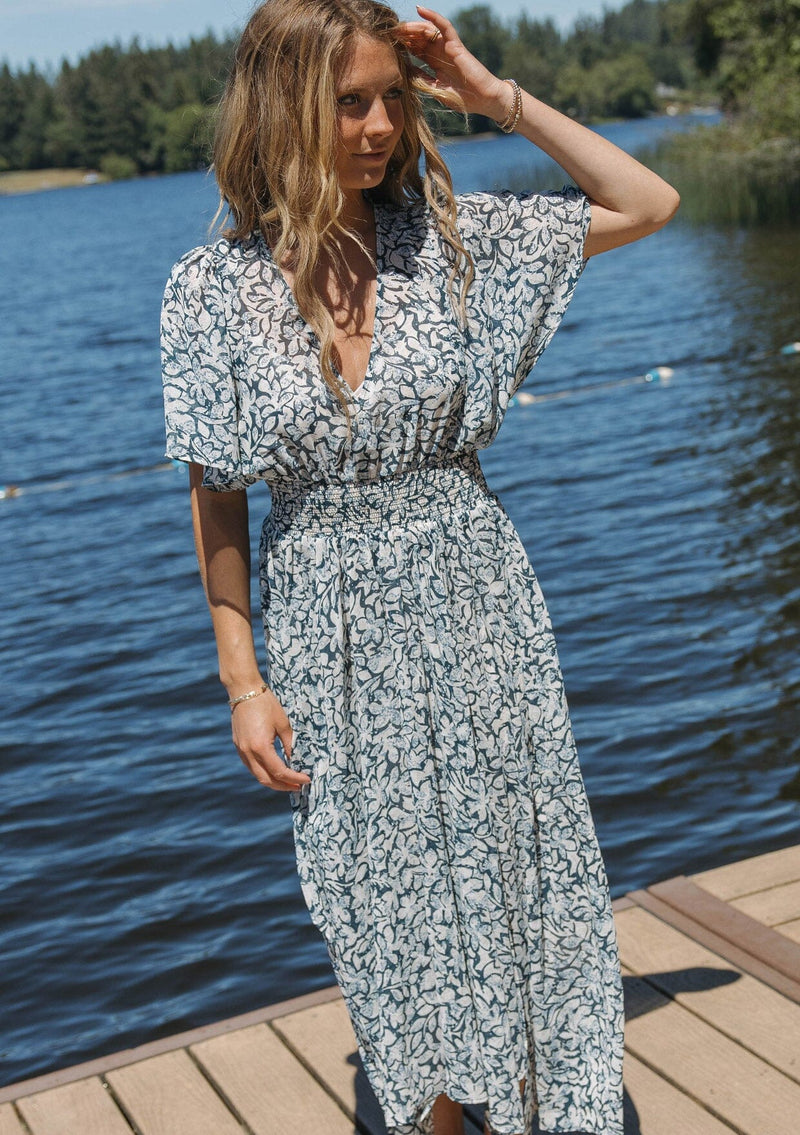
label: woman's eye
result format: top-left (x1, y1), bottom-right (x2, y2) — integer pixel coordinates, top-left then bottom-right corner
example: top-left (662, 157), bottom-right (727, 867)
top-left (337, 87), bottom-right (403, 108)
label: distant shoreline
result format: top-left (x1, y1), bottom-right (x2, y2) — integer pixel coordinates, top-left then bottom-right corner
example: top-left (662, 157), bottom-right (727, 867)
top-left (0, 112), bottom-right (721, 199)
top-left (0, 144), bottom-right (500, 198)
top-left (0, 133), bottom-right (530, 198)
top-left (0, 168), bottom-right (109, 197)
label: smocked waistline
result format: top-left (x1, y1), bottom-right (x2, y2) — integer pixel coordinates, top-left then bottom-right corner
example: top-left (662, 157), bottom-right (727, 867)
top-left (265, 453), bottom-right (492, 536)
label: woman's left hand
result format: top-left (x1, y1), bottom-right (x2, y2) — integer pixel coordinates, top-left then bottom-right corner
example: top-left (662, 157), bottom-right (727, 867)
top-left (395, 5), bottom-right (510, 120)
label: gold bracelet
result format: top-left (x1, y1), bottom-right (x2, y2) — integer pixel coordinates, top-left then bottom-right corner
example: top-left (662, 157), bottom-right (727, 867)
top-left (229, 683), bottom-right (268, 710)
top-left (495, 78), bottom-right (522, 133)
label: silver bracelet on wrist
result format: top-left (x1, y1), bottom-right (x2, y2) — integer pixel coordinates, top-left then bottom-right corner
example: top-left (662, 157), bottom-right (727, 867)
top-left (228, 683), bottom-right (268, 710)
top-left (495, 78), bottom-right (522, 133)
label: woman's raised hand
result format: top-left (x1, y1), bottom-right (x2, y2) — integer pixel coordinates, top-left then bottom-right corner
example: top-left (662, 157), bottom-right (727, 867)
top-left (395, 5), bottom-right (511, 120)
top-left (230, 687), bottom-right (311, 792)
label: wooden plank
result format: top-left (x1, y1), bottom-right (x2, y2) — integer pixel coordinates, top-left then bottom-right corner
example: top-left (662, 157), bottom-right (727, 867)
top-left (779, 919), bottom-right (800, 945)
top-left (273, 1002), bottom-right (515, 1135)
top-left (192, 1022), bottom-right (353, 1135)
top-left (466, 1050), bottom-right (739, 1135)
top-left (629, 888), bottom-right (800, 1004)
top-left (692, 845), bottom-right (800, 901)
top-left (624, 973), bottom-right (800, 1135)
top-left (0, 984), bottom-right (343, 1106)
top-left (647, 877), bottom-right (800, 985)
top-left (271, 997), bottom-right (387, 1133)
top-left (616, 905), bottom-right (800, 1082)
top-left (16, 1078), bottom-right (132, 1135)
top-left (622, 1050), bottom-right (737, 1134)
top-left (731, 880), bottom-right (800, 927)
top-left (612, 894), bottom-right (636, 912)
top-left (0, 1104), bottom-right (28, 1135)
top-left (106, 1049), bottom-right (243, 1135)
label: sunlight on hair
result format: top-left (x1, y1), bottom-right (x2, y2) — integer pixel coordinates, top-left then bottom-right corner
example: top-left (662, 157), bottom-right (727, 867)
top-left (210, 0), bottom-right (475, 438)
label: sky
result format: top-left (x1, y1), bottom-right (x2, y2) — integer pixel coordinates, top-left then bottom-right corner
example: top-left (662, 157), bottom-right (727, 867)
top-left (2, 0), bottom-right (622, 72)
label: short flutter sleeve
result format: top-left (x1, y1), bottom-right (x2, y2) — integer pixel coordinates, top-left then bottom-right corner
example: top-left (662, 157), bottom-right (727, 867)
top-left (456, 185), bottom-right (590, 406)
top-left (160, 245), bottom-right (253, 492)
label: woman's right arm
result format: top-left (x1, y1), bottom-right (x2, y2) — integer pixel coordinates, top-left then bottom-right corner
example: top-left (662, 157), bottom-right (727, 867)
top-left (189, 462), bottom-right (311, 792)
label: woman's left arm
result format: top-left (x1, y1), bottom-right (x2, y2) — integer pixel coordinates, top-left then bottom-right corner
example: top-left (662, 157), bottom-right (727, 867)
top-left (407, 6), bottom-right (680, 258)
top-left (478, 85), bottom-right (679, 259)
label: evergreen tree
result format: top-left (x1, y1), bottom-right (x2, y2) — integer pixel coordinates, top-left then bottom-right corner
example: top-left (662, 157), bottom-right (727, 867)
top-left (0, 2), bottom-right (728, 176)
top-left (0, 63), bottom-right (25, 170)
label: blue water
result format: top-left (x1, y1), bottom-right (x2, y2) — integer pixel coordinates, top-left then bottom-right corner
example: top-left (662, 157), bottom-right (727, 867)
top-left (1, 114), bottom-right (798, 1086)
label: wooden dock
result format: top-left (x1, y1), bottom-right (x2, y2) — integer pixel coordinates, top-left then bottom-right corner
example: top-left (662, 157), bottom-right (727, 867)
top-left (2, 843), bottom-right (799, 1135)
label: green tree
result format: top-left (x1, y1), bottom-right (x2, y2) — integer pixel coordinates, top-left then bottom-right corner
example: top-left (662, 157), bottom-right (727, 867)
top-left (100, 152), bottom-right (138, 180)
top-left (566, 15), bottom-right (609, 70)
top-left (601, 0), bottom-right (661, 45)
top-left (0, 63), bottom-right (24, 170)
top-left (9, 67), bottom-right (53, 168)
top-left (554, 60), bottom-right (603, 119)
top-left (0, 3), bottom-right (704, 173)
top-left (595, 52), bottom-right (658, 117)
top-left (684, 0), bottom-right (726, 75)
top-left (500, 41), bottom-right (558, 104)
top-left (452, 5), bottom-right (510, 74)
top-left (513, 14), bottom-right (563, 60)
top-left (164, 103), bottom-right (215, 172)
top-left (708, 0), bottom-right (800, 111)
top-left (555, 51), bottom-right (656, 119)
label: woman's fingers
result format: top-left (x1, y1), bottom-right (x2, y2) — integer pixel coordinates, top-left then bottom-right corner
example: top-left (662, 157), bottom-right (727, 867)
top-left (231, 695), bottom-right (311, 791)
top-left (414, 5), bottom-right (453, 37)
top-left (396, 20), bottom-right (444, 46)
top-left (278, 724), bottom-right (294, 765)
top-left (396, 12), bottom-right (452, 60)
top-left (397, 6), bottom-right (502, 113)
top-left (240, 741), bottom-right (311, 792)
top-left (260, 753), bottom-right (308, 791)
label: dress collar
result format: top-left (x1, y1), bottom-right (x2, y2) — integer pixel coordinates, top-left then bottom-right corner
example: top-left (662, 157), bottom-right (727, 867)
top-left (247, 197), bottom-right (426, 282)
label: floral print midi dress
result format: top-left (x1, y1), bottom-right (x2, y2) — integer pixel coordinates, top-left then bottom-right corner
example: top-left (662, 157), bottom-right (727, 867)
top-left (161, 185), bottom-right (624, 1135)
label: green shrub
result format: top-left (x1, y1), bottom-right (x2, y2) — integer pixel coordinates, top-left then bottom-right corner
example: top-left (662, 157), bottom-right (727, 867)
top-left (99, 152), bottom-right (138, 180)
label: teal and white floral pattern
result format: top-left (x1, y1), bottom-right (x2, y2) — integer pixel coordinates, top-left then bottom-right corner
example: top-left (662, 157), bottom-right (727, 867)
top-left (161, 187), bottom-right (624, 1135)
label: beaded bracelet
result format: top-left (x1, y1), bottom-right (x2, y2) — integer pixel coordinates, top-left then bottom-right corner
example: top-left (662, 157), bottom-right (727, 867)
top-left (495, 78), bottom-right (522, 134)
top-left (229, 683), bottom-right (268, 710)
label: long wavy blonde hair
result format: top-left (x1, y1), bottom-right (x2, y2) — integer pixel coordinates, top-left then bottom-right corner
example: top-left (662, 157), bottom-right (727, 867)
top-left (212, 0), bottom-right (474, 430)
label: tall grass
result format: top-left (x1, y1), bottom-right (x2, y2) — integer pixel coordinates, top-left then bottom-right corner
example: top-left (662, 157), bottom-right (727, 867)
top-left (643, 123), bottom-right (800, 226)
top-left (498, 120), bottom-right (800, 228)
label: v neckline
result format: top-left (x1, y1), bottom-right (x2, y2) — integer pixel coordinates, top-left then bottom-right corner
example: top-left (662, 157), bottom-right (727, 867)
top-left (259, 201), bottom-right (385, 401)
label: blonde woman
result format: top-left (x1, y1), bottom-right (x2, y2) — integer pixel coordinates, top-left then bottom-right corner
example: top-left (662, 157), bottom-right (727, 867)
top-left (160, 1), bottom-right (678, 1132)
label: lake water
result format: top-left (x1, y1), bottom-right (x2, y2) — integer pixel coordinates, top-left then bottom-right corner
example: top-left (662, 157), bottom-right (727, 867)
top-left (1, 114), bottom-right (798, 1086)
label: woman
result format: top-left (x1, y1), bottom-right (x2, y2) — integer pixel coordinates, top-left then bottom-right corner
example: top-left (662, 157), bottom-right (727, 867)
top-left (160, 2), bottom-right (679, 1133)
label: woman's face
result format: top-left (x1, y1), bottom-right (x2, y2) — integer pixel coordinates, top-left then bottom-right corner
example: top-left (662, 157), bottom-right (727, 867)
top-left (333, 35), bottom-right (405, 197)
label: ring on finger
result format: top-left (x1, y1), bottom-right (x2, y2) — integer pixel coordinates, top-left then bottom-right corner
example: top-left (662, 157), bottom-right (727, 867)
top-left (429, 29), bottom-right (442, 42)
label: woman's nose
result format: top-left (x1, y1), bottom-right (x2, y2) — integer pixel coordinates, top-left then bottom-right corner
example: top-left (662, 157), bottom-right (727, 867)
top-left (365, 98), bottom-right (394, 137)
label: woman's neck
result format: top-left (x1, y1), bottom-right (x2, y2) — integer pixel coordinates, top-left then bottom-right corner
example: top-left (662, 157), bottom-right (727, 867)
top-left (340, 189), bottom-right (375, 232)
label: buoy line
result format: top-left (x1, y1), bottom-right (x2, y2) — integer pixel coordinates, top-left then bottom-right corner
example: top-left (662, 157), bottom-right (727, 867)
top-left (3, 343), bottom-right (798, 502)
top-left (509, 364), bottom-right (675, 406)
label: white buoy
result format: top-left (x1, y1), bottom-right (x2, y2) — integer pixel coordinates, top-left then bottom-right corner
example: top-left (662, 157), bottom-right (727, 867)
top-left (644, 366), bottom-right (674, 384)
